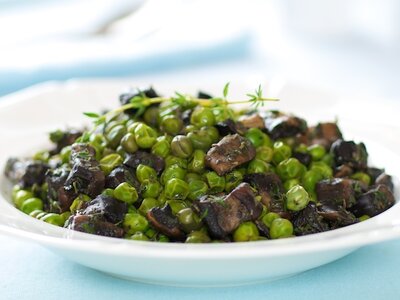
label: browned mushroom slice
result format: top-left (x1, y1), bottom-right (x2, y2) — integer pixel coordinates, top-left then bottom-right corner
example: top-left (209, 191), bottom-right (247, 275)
top-left (310, 123), bottom-right (343, 149)
top-left (264, 113), bottom-right (307, 140)
top-left (330, 139), bottom-right (368, 170)
top-left (50, 129), bottom-right (82, 154)
top-left (317, 204), bottom-right (357, 227)
top-left (64, 160), bottom-right (105, 199)
top-left (193, 183), bottom-right (262, 239)
top-left (244, 173), bottom-right (287, 216)
top-left (349, 184), bottom-right (395, 218)
top-left (105, 165), bottom-right (140, 191)
top-left (375, 173), bottom-right (394, 192)
top-left (4, 158), bottom-right (49, 188)
top-left (334, 164), bottom-right (354, 178)
top-left (292, 203), bottom-right (329, 236)
top-left (66, 215), bottom-right (124, 238)
top-left (205, 134), bottom-right (255, 176)
top-left (239, 113), bottom-right (265, 129)
top-left (70, 143), bottom-right (97, 164)
top-left (147, 205), bottom-right (185, 240)
top-left (45, 167), bottom-right (75, 212)
top-left (82, 195), bottom-right (128, 224)
top-left (124, 151), bottom-right (165, 174)
top-left (316, 178), bottom-right (367, 209)
top-left (215, 119), bottom-right (246, 136)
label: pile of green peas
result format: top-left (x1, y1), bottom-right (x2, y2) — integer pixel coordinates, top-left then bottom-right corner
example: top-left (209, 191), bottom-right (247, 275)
top-left (10, 91), bottom-right (356, 243)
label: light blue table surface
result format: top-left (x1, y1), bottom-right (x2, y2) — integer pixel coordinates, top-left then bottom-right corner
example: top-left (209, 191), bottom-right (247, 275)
top-left (1, 235), bottom-right (400, 300)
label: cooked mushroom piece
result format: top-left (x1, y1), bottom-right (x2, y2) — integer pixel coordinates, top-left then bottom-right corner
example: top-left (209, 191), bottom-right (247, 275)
top-left (119, 87), bottom-right (160, 115)
top-left (239, 113), bottom-right (265, 129)
top-left (264, 112), bottom-right (307, 140)
top-left (367, 167), bottom-right (384, 183)
top-left (316, 178), bottom-right (367, 209)
top-left (193, 183), bottom-right (262, 239)
top-left (70, 143), bottom-right (97, 164)
top-left (244, 173), bottom-right (287, 216)
top-left (350, 184), bottom-right (395, 218)
top-left (334, 164), bottom-right (354, 178)
top-left (205, 134), bottom-right (256, 176)
top-left (4, 158), bottom-right (49, 188)
top-left (50, 129), bottom-right (82, 154)
top-left (82, 195), bottom-right (128, 224)
top-left (64, 161), bottom-right (105, 198)
top-left (66, 215), bottom-right (124, 238)
top-left (292, 203), bottom-right (329, 236)
top-left (46, 167), bottom-right (75, 212)
top-left (292, 151), bottom-right (312, 167)
top-left (215, 119), bottom-right (246, 136)
top-left (310, 123), bottom-right (343, 149)
top-left (147, 204), bottom-right (185, 240)
top-left (105, 165), bottom-right (140, 190)
top-left (124, 151), bottom-right (165, 174)
top-left (330, 139), bottom-right (368, 170)
top-left (375, 173), bottom-right (394, 192)
top-left (317, 204), bottom-right (357, 227)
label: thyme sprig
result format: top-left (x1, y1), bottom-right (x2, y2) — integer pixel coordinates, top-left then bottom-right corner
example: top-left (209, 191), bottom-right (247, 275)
top-left (83, 84), bottom-right (278, 128)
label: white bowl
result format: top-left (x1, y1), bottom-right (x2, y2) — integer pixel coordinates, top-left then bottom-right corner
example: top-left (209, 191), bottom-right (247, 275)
top-left (0, 79), bottom-right (399, 287)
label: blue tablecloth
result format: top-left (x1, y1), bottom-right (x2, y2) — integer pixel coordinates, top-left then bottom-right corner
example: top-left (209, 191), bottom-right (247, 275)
top-left (1, 235), bottom-right (400, 300)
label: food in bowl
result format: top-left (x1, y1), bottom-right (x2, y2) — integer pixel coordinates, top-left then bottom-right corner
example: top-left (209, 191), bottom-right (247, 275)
top-left (3, 84), bottom-right (395, 243)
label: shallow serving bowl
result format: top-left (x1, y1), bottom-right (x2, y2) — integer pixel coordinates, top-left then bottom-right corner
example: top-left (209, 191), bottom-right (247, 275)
top-left (0, 79), bottom-right (399, 286)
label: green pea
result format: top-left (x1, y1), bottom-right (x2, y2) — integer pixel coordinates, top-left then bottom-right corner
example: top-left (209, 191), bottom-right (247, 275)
top-left (60, 211), bottom-right (71, 223)
top-left (129, 232), bottom-right (150, 241)
top-left (277, 158), bottom-right (305, 180)
top-left (35, 212), bottom-right (48, 220)
top-left (158, 234), bottom-right (170, 242)
top-left (70, 194), bottom-right (91, 213)
top-left (160, 115), bottom-right (183, 135)
top-left (286, 185), bottom-right (310, 211)
top-left (187, 130), bottom-right (213, 151)
top-left (188, 150), bottom-right (206, 173)
top-left (247, 159), bottom-right (272, 174)
top-left (106, 125), bottom-right (127, 149)
top-left (40, 213), bottom-right (65, 226)
top-left (261, 212), bottom-right (281, 228)
top-left (165, 178), bottom-right (190, 200)
top-left (302, 169), bottom-right (323, 195)
top-left (161, 164), bottom-right (186, 185)
top-left (272, 141), bottom-right (292, 165)
top-left (307, 144), bottom-right (326, 161)
top-left (190, 107), bottom-right (216, 127)
top-left (188, 179), bottom-right (208, 201)
top-left (138, 197), bottom-right (159, 215)
top-left (127, 121), bottom-right (142, 133)
top-left (13, 190), bottom-right (34, 209)
top-left (262, 134), bottom-right (273, 148)
top-left (185, 172), bottom-right (202, 183)
top-left (123, 213), bottom-right (149, 234)
top-left (151, 137), bottom-right (171, 158)
top-left (171, 135), bottom-right (193, 158)
top-left (185, 230), bottom-right (211, 243)
top-left (351, 172), bottom-right (371, 186)
top-left (136, 164), bottom-right (157, 183)
top-left (115, 145), bottom-right (126, 158)
top-left (284, 178), bottom-right (300, 191)
top-left (145, 228), bottom-right (157, 239)
top-left (310, 161), bottom-right (333, 179)
top-left (295, 143), bottom-right (308, 153)
top-left (201, 126), bottom-right (220, 143)
top-left (29, 209), bottom-right (44, 218)
top-left (120, 133), bottom-right (138, 153)
top-left (225, 170), bottom-right (244, 192)
top-left (321, 153), bottom-right (334, 166)
top-left (177, 208), bottom-right (202, 233)
top-left (102, 188), bottom-right (115, 197)
top-left (166, 200), bottom-right (188, 214)
top-left (184, 124), bottom-right (198, 134)
top-left (213, 106), bottom-right (234, 123)
top-left (165, 155), bottom-right (188, 169)
top-left (233, 222), bottom-right (260, 242)
top-left (157, 191), bottom-right (168, 205)
top-left (205, 171), bottom-right (225, 193)
top-left (134, 123), bottom-right (157, 149)
top-left (33, 150), bottom-right (50, 162)
top-left (141, 179), bottom-right (162, 198)
top-left (99, 153), bottom-right (123, 175)
top-left (256, 146), bottom-right (273, 163)
top-left (143, 106), bottom-right (160, 127)
top-left (270, 218), bottom-right (293, 239)
top-left (359, 215), bottom-right (370, 222)
top-left (21, 198), bottom-right (43, 214)
top-left (113, 182), bottom-right (139, 204)
top-left (245, 128), bottom-right (265, 148)
top-left (60, 146), bottom-right (72, 164)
